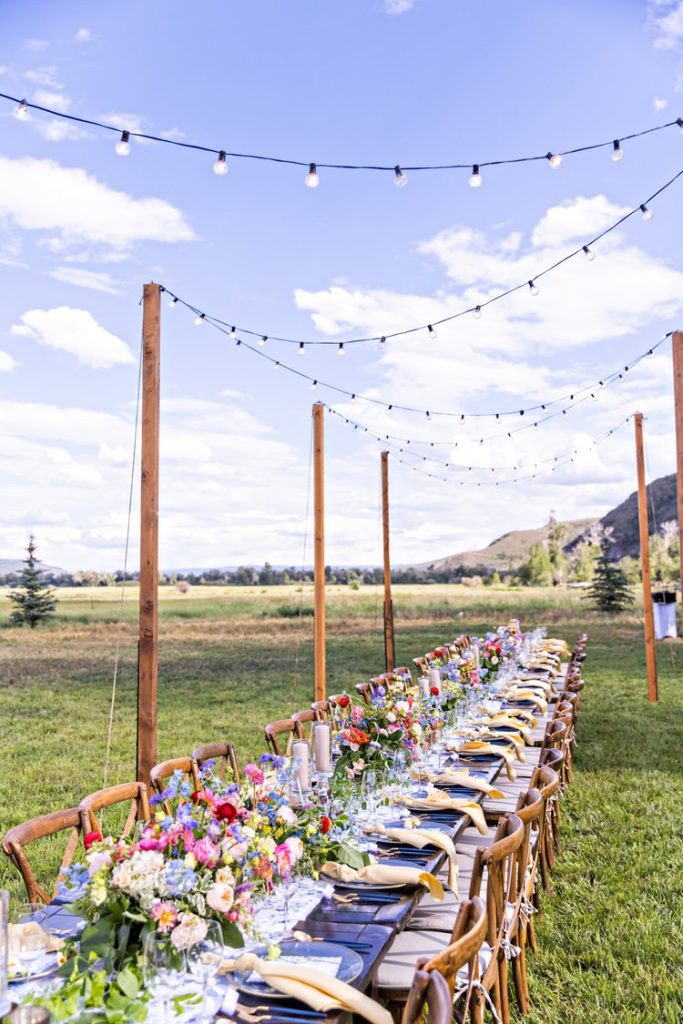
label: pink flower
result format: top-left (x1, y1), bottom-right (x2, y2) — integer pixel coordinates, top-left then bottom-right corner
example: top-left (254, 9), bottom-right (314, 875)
top-left (275, 843), bottom-right (292, 878)
top-left (284, 837), bottom-right (304, 865)
top-left (171, 912), bottom-right (208, 950)
top-left (151, 901), bottom-right (178, 934)
top-left (244, 764), bottom-right (265, 785)
top-left (206, 882), bottom-right (235, 914)
top-left (192, 837), bottom-right (220, 867)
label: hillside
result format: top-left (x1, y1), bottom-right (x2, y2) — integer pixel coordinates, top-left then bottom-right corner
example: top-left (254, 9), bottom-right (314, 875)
top-left (416, 517), bottom-right (597, 574)
top-left (588, 472), bottom-right (677, 561)
top-left (0, 558), bottom-right (67, 576)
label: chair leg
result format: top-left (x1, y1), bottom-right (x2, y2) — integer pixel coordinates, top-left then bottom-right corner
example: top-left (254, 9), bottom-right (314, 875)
top-left (469, 988), bottom-right (485, 1024)
top-left (528, 915), bottom-right (538, 954)
top-left (512, 944), bottom-right (530, 1014)
top-left (499, 957), bottom-right (511, 1024)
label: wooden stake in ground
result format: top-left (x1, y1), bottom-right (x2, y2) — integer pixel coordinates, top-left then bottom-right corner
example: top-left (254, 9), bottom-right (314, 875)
top-left (672, 331), bottom-right (683, 612)
top-left (313, 403), bottom-right (326, 701)
top-left (634, 412), bottom-right (658, 703)
top-left (381, 451), bottom-right (396, 672)
top-left (137, 283), bottom-right (161, 784)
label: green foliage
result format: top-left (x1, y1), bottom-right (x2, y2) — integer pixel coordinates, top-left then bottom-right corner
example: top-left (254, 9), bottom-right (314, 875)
top-left (569, 541), bottom-right (598, 583)
top-left (518, 541), bottom-right (553, 586)
top-left (587, 541), bottom-right (634, 613)
top-left (27, 953), bottom-right (149, 1023)
top-left (9, 535), bottom-right (57, 628)
top-left (547, 513), bottom-right (567, 584)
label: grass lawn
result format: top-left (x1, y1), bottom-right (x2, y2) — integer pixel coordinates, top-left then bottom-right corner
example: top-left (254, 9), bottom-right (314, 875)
top-left (0, 583), bottom-right (681, 1022)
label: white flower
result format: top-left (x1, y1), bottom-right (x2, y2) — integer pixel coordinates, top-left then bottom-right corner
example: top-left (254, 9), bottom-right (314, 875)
top-left (215, 866), bottom-right (235, 886)
top-left (171, 912), bottom-right (208, 950)
top-left (386, 712), bottom-right (396, 723)
top-left (395, 701), bottom-right (410, 713)
top-left (206, 882), bottom-right (235, 914)
top-left (87, 850), bottom-right (112, 876)
top-left (285, 837), bottom-right (304, 864)
top-left (276, 806), bottom-right (298, 825)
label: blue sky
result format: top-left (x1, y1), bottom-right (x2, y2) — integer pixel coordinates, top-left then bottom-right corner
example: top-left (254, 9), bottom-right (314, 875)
top-left (1, 0), bottom-right (682, 570)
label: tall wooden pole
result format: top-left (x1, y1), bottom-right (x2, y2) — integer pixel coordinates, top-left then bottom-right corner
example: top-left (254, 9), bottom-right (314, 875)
top-left (634, 412), bottom-right (658, 703)
top-left (313, 403), bottom-right (326, 702)
top-left (137, 283), bottom-right (161, 784)
top-left (672, 331), bottom-right (683, 611)
top-left (381, 451), bottom-right (396, 672)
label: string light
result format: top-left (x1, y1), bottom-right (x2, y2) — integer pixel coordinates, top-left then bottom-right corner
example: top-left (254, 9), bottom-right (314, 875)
top-left (469, 164), bottom-right (482, 187)
top-left (310, 379), bottom-right (318, 390)
top-left (473, 305), bottom-right (482, 319)
top-left (640, 204), bottom-right (654, 221)
top-left (547, 152), bottom-right (562, 168)
top-left (305, 163), bottom-right (320, 188)
top-left (612, 139), bottom-right (624, 162)
top-left (229, 326), bottom-right (237, 338)
top-left (298, 342), bottom-right (305, 356)
top-left (428, 325), bottom-right (438, 339)
top-left (169, 296), bottom-right (178, 308)
top-left (213, 150), bottom-right (229, 175)
top-left (274, 361), bottom-right (281, 370)
top-left (6, 91), bottom-right (683, 185)
top-left (337, 342), bottom-right (346, 356)
top-left (193, 313), bottom-right (205, 325)
top-left (115, 131), bottom-right (131, 156)
top-left (394, 165), bottom-right (408, 188)
top-left (258, 335), bottom-right (267, 347)
top-left (14, 98), bottom-right (29, 120)
top-left (528, 280), bottom-right (539, 296)
top-left (583, 245), bottom-right (595, 261)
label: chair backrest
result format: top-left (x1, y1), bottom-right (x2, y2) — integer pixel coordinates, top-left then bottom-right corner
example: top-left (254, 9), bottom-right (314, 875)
top-left (412, 655), bottom-right (428, 676)
top-left (311, 699), bottom-right (329, 721)
top-left (264, 718), bottom-right (299, 756)
top-left (291, 708), bottom-right (317, 739)
top-left (370, 669), bottom-right (412, 690)
top-left (512, 787), bottom-right (544, 891)
top-left (354, 681), bottom-right (374, 705)
top-left (150, 757), bottom-right (201, 813)
top-left (400, 967), bottom-right (452, 1024)
top-left (2, 808), bottom-right (82, 905)
top-left (192, 742), bottom-right (240, 784)
top-left (420, 896), bottom-right (488, 1000)
top-left (78, 782), bottom-right (151, 837)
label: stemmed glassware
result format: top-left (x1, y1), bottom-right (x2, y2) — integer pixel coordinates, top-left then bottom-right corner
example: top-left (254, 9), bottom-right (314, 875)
top-left (185, 921), bottom-right (224, 1023)
top-left (142, 932), bottom-right (187, 1024)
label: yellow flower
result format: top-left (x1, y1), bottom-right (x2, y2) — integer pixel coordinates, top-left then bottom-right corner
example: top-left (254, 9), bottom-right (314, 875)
top-left (184, 853), bottom-right (197, 869)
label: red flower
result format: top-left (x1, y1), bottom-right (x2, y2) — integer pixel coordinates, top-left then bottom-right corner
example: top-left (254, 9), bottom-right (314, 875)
top-left (83, 831), bottom-right (102, 850)
top-left (430, 686), bottom-right (440, 696)
top-left (320, 816), bottom-right (332, 835)
top-left (215, 800), bottom-right (238, 823)
top-left (338, 695), bottom-right (350, 709)
top-left (191, 790), bottom-right (203, 804)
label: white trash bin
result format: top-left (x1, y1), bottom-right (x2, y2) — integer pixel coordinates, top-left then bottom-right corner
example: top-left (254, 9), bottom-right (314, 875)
top-left (652, 591), bottom-right (678, 639)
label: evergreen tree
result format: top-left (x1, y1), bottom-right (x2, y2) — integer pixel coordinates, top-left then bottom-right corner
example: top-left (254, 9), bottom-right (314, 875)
top-left (547, 512), bottom-right (567, 585)
top-left (518, 542), bottom-right (553, 586)
top-left (9, 535), bottom-right (57, 628)
top-left (586, 540), bottom-right (634, 613)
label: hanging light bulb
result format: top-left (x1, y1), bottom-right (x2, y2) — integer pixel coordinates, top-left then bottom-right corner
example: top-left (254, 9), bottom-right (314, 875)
top-left (229, 326), bottom-right (237, 339)
top-left (393, 165), bottom-right (408, 188)
top-left (677, 118), bottom-right (683, 133)
top-left (378, 336), bottom-right (387, 349)
top-left (115, 130), bottom-right (131, 156)
top-left (213, 150), bottom-right (228, 175)
top-left (640, 204), bottom-right (654, 221)
top-left (337, 342), bottom-right (346, 356)
top-left (427, 324), bottom-right (437, 340)
top-left (469, 164), bottom-right (482, 187)
top-left (546, 151), bottom-right (562, 168)
top-left (583, 245), bottom-right (595, 261)
top-left (298, 342), bottom-right (305, 356)
top-left (611, 140), bottom-right (623, 162)
top-left (386, 404), bottom-right (393, 415)
top-left (168, 296), bottom-right (178, 308)
top-left (194, 313), bottom-right (205, 326)
top-left (473, 305), bottom-right (482, 319)
top-left (310, 379), bottom-right (318, 390)
top-left (528, 280), bottom-right (539, 296)
top-left (350, 393), bottom-right (357, 403)
top-left (14, 98), bottom-right (29, 121)
top-left (258, 335), bottom-right (268, 347)
top-left (305, 162), bottom-right (320, 188)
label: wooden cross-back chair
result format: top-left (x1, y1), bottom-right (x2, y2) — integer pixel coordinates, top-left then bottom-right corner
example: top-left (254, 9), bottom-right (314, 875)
top-left (192, 742), bottom-right (240, 784)
top-left (530, 756), bottom-right (562, 894)
top-left (311, 693), bottom-right (353, 720)
top-left (507, 788), bottom-right (544, 1016)
top-left (78, 782), bottom-right (151, 838)
top-left (150, 757), bottom-right (201, 813)
top-left (291, 708), bottom-right (317, 740)
top-left (400, 966), bottom-right (452, 1024)
top-left (355, 681), bottom-right (374, 705)
top-left (412, 655), bottom-right (428, 676)
top-left (370, 667), bottom-right (412, 690)
top-left (2, 808), bottom-right (82, 905)
top-left (264, 717), bottom-right (299, 756)
top-left (452, 635), bottom-right (472, 653)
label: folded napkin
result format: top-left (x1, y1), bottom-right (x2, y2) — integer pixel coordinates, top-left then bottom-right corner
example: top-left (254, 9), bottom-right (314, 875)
top-left (367, 822), bottom-right (459, 891)
top-left (448, 741), bottom-right (517, 781)
top-left (502, 690), bottom-right (548, 713)
top-left (495, 707), bottom-right (536, 725)
top-left (394, 791), bottom-right (489, 835)
top-left (510, 677), bottom-right (553, 696)
top-left (219, 952), bottom-right (392, 1024)
top-left (478, 729), bottom-right (527, 759)
top-left (321, 860), bottom-right (444, 900)
top-left (542, 639), bottom-right (570, 657)
top-left (418, 769), bottom-right (505, 799)
top-left (478, 715), bottom-right (533, 744)
top-left (8, 922), bottom-right (64, 971)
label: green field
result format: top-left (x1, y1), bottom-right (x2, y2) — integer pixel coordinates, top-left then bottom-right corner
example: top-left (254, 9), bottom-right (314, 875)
top-left (0, 584), bottom-right (681, 1023)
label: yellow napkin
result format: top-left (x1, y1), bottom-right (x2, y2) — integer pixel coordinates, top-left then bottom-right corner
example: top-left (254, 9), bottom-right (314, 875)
top-left (8, 922), bottom-right (64, 971)
top-left (321, 861), bottom-right (444, 900)
top-left (503, 690), bottom-right (548, 713)
top-left (510, 677), bottom-right (553, 696)
top-left (419, 769), bottom-right (505, 799)
top-left (449, 741), bottom-right (517, 781)
top-left (395, 791), bottom-right (489, 835)
top-left (367, 822), bottom-right (459, 891)
top-left (477, 729), bottom-right (527, 760)
top-left (478, 716), bottom-right (533, 744)
top-left (220, 952), bottom-right (392, 1024)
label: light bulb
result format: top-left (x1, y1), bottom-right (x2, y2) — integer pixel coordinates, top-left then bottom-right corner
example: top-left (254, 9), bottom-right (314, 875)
top-left (273, 361), bottom-right (281, 370)
top-left (393, 165), bottom-right (408, 188)
top-left (168, 296), bottom-right (178, 308)
top-left (547, 151), bottom-right (562, 168)
top-left (677, 117), bottom-right (683, 134)
top-left (14, 99), bottom-right (29, 121)
top-left (337, 342), bottom-right (345, 356)
top-left (213, 150), bottom-right (228, 175)
top-left (583, 245), bottom-right (595, 261)
top-left (386, 405), bottom-right (392, 415)
top-left (469, 164), bottom-right (482, 187)
top-left (194, 313), bottom-right (205, 326)
top-left (378, 335), bottom-right (387, 351)
top-left (310, 379), bottom-right (318, 390)
top-left (528, 280), bottom-right (539, 296)
top-left (427, 324), bottom-right (437, 339)
top-left (258, 335), bottom-right (267, 347)
top-left (115, 130), bottom-right (131, 156)
top-left (473, 305), bottom-right (482, 319)
top-left (298, 342), bottom-right (305, 356)
top-left (640, 204), bottom-right (653, 221)
top-left (229, 326), bottom-right (237, 338)
top-left (305, 162), bottom-right (319, 188)
top-left (350, 393), bottom-right (357, 403)
top-left (611, 140), bottom-right (623, 162)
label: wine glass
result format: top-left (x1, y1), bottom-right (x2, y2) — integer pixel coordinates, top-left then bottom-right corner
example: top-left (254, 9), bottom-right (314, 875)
top-left (186, 920), bottom-right (224, 1022)
top-left (360, 770), bottom-right (378, 823)
top-left (10, 904), bottom-right (50, 977)
top-left (142, 932), bottom-right (187, 1024)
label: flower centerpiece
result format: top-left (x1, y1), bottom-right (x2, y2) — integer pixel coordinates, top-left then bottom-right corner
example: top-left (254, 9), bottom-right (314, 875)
top-left (333, 687), bottom-right (422, 780)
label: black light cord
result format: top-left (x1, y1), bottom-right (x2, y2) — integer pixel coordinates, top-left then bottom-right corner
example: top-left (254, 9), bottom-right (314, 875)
top-left (3, 89), bottom-right (682, 174)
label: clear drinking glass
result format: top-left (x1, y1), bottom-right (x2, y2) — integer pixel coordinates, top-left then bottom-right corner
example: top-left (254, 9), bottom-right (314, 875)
top-left (142, 932), bottom-right (187, 1024)
top-left (10, 904), bottom-right (50, 976)
top-left (186, 920), bottom-right (224, 1022)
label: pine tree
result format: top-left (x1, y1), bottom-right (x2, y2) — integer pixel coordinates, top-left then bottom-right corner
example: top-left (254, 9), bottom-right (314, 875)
top-left (9, 535), bottom-right (57, 628)
top-left (586, 540), bottom-right (634, 613)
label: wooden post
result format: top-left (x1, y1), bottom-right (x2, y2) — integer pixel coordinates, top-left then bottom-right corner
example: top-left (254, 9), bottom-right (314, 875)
top-left (634, 412), bottom-right (658, 703)
top-left (313, 403), bottom-right (326, 702)
top-left (672, 331), bottom-right (683, 613)
top-left (381, 451), bottom-right (396, 672)
top-left (137, 283), bottom-right (161, 784)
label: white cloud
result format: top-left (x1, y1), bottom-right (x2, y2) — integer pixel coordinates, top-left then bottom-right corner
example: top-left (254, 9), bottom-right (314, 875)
top-left (0, 156), bottom-right (196, 254)
top-left (32, 89), bottom-right (71, 112)
top-left (650, 1), bottom-right (683, 48)
top-left (0, 351), bottom-right (17, 372)
top-left (530, 195), bottom-right (630, 247)
top-left (384, 0), bottom-right (416, 12)
top-left (49, 266), bottom-right (123, 295)
top-left (74, 28), bottom-right (91, 42)
top-left (24, 66), bottom-right (62, 87)
top-left (23, 40), bottom-right (50, 52)
top-left (11, 307), bottom-right (136, 368)
top-left (32, 119), bottom-right (90, 142)
top-left (653, 96), bottom-right (669, 112)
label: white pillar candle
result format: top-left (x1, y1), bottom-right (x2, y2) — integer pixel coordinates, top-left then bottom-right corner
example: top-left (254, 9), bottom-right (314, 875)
top-left (429, 666), bottom-right (441, 694)
top-left (419, 677), bottom-right (430, 699)
top-left (313, 723), bottom-right (331, 773)
top-left (291, 740), bottom-right (310, 791)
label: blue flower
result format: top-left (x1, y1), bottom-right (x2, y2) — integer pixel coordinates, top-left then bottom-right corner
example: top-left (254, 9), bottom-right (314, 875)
top-left (165, 860), bottom-right (196, 895)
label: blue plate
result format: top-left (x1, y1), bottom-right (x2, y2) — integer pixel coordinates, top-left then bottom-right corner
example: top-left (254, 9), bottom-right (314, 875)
top-left (233, 940), bottom-right (363, 999)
